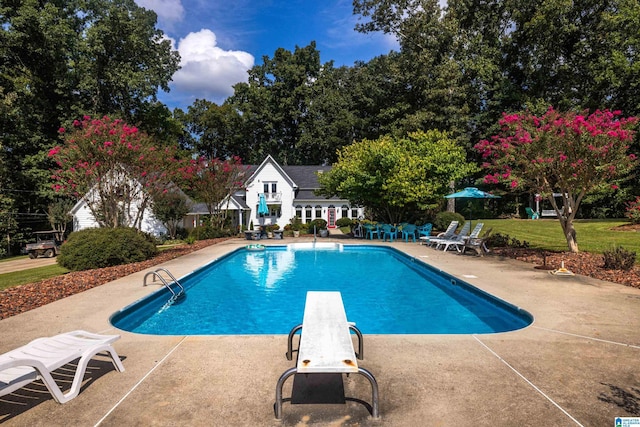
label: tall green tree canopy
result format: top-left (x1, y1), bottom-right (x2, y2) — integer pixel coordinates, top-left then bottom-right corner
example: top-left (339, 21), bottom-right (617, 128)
top-left (0, 0), bottom-right (179, 221)
top-left (228, 42), bottom-right (363, 165)
top-left (317, 130), bottom-right (478, 223)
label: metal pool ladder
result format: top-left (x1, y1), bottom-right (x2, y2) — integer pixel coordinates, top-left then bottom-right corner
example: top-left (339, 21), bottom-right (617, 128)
top-left (143, 267), bottom-right (185, 302)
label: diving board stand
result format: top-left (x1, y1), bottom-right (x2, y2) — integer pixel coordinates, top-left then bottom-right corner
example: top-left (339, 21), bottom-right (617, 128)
top-left (275, 291), bottom-right (379, 419)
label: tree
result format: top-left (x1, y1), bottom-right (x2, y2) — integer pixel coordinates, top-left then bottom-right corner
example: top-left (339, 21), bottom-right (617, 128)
top-left (0, 0), bottom-right (179, 223)
top-left (183, 99), bottom-right (244, 160)
top-left (229, 42), bottom-right (356, 165)
top-left (50, 115), bottom-right (178, 229)
top-left (476, 107), bottom-right (638, 252)
top-left (47, 199), bottom-right (74, 235)
top-left (317, 130), bottom-right (478, 223)
top-left (151, 191), bottom-right (191, 239)
top-left (178, 156), bottom-right (249, 229)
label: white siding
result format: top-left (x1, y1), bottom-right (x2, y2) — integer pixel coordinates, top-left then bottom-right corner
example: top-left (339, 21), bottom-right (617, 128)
top-left (71, 197), bottom-right (167, 236)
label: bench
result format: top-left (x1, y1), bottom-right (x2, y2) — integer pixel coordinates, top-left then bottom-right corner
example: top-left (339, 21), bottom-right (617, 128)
top-left (275, 291), bottom-right (379, 419)
top-left (244, 230), bottom-right (261, 240)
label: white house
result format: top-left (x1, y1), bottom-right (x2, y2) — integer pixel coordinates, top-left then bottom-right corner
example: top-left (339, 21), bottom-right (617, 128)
top-left (71, 155), bottom-right (363, 235)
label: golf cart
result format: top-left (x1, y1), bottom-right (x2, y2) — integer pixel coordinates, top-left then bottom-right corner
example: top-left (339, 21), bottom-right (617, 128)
top-left (25, 230), bottom-right (64, 259)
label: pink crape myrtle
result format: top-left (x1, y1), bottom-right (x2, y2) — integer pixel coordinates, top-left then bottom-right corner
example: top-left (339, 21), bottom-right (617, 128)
top-left (475, 107), bottom-right (637, 252)
top-left (50, 115), bottom-right (179, 229)
top-left (177, 156), bottom-right (249, 229)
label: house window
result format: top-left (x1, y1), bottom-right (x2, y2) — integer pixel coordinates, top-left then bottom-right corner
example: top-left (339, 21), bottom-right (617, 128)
top-left (264, 182), bottom-right (277, 194)
top-left (270, 206), bottom-right (281, 217)
top-left (295, 205), bottom-right (302, 219)
top-left (341, 205), bottom-right (349, 218)
top-left (315, 205), bottom-right (322, 218)
top-left (351, 207), bottom-right (359, 219)
top-left (305, 205), bottom-right (312, 221)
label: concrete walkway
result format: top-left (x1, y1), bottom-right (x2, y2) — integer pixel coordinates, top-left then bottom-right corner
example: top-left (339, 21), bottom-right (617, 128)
top-left (1, 237), bottom-right (639, 426)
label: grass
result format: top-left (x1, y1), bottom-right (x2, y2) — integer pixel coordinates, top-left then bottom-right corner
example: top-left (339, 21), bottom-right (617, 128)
top-left (478, 218), bottom-right (639, 254)
top-left (0, 264), bottom-right (70, 291)
top-left (0, 255), bottom-right (28, 263)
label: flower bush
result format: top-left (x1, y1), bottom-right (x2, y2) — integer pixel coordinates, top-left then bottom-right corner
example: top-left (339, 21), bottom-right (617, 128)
top-left (177, 155), bottom-right (248, 229)
top-left (476, 107), bottom-right (637, 252)
top-left (50, 115), bottom-right (177, 228)
top-left (626, 196), bottom-right (640, 224)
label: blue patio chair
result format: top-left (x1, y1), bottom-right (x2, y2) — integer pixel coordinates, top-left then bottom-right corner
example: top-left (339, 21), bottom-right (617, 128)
top-left (417, 223), bottom-right (433, 245)
top-left (401, 224), bottom-right (417, 242)
top-left (381, 224), bottom-right (397, 242)
top-left (525, 207), bottom-right (539, 220)
top-left (363, 223), bottom-right (380, 240)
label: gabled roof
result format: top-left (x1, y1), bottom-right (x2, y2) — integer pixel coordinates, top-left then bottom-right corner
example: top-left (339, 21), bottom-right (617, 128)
top-left (244, 155), bottom-right (297, 189)
top-left (242, 157), bottom-right (336, 201)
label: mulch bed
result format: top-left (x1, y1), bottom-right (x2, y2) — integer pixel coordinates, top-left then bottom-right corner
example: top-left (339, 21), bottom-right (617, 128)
top-left (2, 236), bottom-right (639, 320)
top-left (0, 238), bottom-right (228, 320)
top-left (491, 247), bottom-right (640, 289)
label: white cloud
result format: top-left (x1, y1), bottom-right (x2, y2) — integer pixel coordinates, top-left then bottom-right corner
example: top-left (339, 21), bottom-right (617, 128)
top-left (135, 0), bottom-right (185, 24)
top-left (170, 29), bottom-right (254, 103)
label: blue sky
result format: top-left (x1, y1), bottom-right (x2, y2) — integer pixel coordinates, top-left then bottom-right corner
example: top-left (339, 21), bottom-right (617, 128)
top-left (134, 0), bottom-right (399, 111)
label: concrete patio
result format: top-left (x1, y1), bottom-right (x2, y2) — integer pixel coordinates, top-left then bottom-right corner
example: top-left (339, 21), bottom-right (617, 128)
top-left (1, 237), bottom-right (639, 426)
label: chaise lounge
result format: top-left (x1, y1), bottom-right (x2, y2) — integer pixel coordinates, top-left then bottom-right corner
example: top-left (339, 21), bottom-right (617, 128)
top-left (0, 330), bottom-right (125, 404)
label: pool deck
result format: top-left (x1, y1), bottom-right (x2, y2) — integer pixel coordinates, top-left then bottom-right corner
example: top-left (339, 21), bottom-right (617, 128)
top-left (1, 237), bottom-right (639, 426)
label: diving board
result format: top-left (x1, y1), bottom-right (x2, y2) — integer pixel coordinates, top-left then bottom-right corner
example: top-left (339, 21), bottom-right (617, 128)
top-left (275, 291), bottom-right (379, 419)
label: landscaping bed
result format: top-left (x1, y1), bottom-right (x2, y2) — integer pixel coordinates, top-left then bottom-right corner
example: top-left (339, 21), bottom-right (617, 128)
top-left (492, 247), bottom-right (640, 288)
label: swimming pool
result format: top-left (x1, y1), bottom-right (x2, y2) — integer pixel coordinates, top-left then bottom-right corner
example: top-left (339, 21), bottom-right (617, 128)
top-left (111, 244), bottom-right (532, 335)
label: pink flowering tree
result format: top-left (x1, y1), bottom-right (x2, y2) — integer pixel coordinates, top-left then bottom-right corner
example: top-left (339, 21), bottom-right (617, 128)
top-left (476, 107), bottom-right (637, 253)
top-left (178, 156), bottom-right (249, 229)
top-left (50, 115), bottom-right (178, 229)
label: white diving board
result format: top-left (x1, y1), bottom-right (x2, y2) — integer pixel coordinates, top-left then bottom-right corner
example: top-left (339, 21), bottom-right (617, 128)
top-left (275, 291), bottom-right (379, 420)
top-left (297, 292), bottom-right (358, 374)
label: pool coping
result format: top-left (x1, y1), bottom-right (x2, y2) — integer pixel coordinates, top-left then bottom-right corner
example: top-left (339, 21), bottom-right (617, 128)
top-left (1, 237), bottom-right (640, 426)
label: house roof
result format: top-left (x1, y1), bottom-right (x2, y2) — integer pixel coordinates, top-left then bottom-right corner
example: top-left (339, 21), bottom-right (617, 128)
top-left (281, 165), bottom-right (332, 189)
top-left (243, 156), bottom-right (336, 202)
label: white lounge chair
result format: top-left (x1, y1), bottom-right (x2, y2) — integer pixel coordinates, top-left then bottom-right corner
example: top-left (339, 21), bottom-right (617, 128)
top-left (0, 330), bottom-right (124, 403)
top-left (421, 220), bottom-right (458, 246)
top-left (428, 221), bottom-right (469, 248)
top-left (437, 222), bottom-right (482, 252)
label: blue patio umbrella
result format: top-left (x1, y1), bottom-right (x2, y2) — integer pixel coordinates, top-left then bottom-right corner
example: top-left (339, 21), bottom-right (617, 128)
top-left (445, 187), bottom-right (500, 223)
top-left (257, 193), bottom-right (269, 236)
top-left (257, 193), bottom-right (269, 216)
top-left (445, 187), bottom-right (500, 200)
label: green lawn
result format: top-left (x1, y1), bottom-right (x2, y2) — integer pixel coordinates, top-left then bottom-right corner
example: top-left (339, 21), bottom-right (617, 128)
top-left (478, 218), bottom-right (638, 254)
top-left (0, 264), bottom-right (70, 291)
top-left (0, 255), bottom-right (28, 263)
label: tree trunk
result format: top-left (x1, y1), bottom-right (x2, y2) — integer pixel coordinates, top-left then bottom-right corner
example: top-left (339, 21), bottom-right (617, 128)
top-left (447, 181), bottom-right (455, 212)
top-left (558, 216), bottom-right (579, 252)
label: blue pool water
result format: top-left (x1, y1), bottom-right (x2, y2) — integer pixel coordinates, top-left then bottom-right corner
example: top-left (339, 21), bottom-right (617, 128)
top-left (111, 244), bottom-right (532, 335)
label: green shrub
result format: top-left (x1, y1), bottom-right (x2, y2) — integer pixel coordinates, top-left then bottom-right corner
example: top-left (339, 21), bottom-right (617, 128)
top-left (603, 246), bottom-right (636, 270)
top-left (336, 217), bottom-right (354, 227)
top-left (188, 225), bottom-right (233, 240)
top-left (58, 227), bottom-right (158, 271)
top-left (434, 211), bottom-right (465, 231)
top-left (485, 232), bottom-right (530, 249)
top-left (308, 219), bottom-right (328, 231)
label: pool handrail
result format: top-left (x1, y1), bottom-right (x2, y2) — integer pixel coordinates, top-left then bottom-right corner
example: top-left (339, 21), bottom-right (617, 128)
top-left (143, 268), bottom-right (185, 302)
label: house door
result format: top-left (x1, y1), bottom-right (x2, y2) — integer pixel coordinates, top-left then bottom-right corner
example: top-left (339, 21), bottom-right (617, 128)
top-left (327, 208), bottom-right (336, 228)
